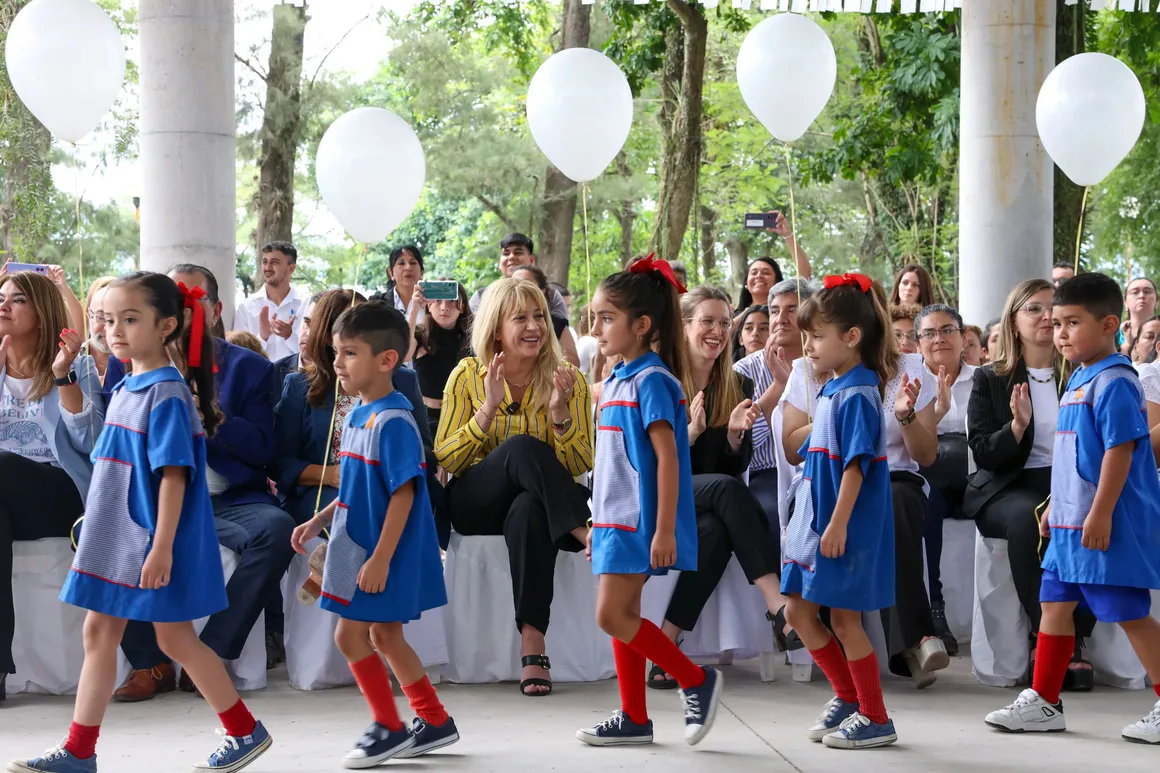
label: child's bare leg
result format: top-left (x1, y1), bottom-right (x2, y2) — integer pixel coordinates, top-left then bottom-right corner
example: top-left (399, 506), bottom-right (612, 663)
top-left (373, 622), bottom-right (454, 737)
top-left (1040, 601), bottom-right (1077, 636)
top-left (337, 617), bottom-right (403, 732)
top-left (829, 608), bottom-right (873, 662)
top-left (74, 612), bottom-right (128, 726)
top-left (1119, 616), bottom-right (1160, 684)
top-left (784, 595), bottom-right (828, 649)
top-left (371, 623), bottom-right (424, 688)
top-left (154, 621), bottom-right (240, 713)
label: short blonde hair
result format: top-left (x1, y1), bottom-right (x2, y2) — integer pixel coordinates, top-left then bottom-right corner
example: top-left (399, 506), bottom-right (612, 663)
top-left (85, 276), bottom-right (115, 316)
top-left (226, 330), bottom-right (268, 359)
top-left (471, 278), bottom-right (563, 414)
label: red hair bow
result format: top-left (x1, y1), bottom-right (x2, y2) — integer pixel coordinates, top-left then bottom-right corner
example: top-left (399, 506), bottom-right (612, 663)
top-left (629, 253), bottom-right (687, 294)
top-left (823, 273), bottom-right (873, 294)
top-left (177, 282), bottom-right (206, 368)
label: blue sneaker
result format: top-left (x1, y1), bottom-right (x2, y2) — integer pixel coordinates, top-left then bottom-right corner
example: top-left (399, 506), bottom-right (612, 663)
top-left (679, 666), bottom-right (723, 745)
top-left (8, 744), bottom-right (96, 773)
top-left (191, 721), bottom-right (272, 772)
top-left (342, 723), bottom-right (414, 769)
top-left (821, 712), bottom-right (898, 749)
top-left (576, 711), bottom-right (654, 746)
top-left (808, 697), bottom-right (860, 741)
top-left (394, 716), bottom-right (460, 758)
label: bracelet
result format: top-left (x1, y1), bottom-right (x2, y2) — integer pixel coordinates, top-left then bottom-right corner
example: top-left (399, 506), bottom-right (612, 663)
top-left (586, 516), bottom-right (593, 529)
top-left (898, 409), bottom-right (917, 426)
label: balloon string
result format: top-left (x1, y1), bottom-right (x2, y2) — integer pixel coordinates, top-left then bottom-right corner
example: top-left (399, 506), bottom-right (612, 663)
top-left (783, 144), bottom-right (811, 419)
top-left (582, 183), bottom-right (591, 313)
top-left (1074, 185), bottom-right (1088, 276)
top-left (312, 242), bottom-right (369, 539)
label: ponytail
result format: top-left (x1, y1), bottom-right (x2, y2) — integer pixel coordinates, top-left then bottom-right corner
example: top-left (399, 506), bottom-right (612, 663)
top-left (182, 303), bottom-right (221, 436)
top-left (798, 273), bottom-right (894, 399)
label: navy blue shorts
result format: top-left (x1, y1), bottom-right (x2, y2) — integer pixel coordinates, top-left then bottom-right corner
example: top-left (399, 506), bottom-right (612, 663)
top-left (1040, 569), bottom-right (1152, 623)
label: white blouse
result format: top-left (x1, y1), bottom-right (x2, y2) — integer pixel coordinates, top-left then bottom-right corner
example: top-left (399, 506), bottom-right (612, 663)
top-left (928, 361), bottom-right (977, 436)
top-left (1024, 367), bottom-right (1058, 470)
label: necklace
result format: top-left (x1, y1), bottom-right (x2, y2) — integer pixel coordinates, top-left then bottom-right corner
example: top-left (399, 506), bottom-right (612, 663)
top-left (1027, 369), bottom-right (1053, 384)
top-left (505, 377), bottom-right (529, 389)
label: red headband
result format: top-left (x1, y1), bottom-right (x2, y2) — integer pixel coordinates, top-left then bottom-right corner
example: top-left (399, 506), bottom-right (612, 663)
top-left (823, 273), bottom-right (873, 294)
top-left (178, 282), bottom-right (206, 368)
top-left (629, 253), bottom-right (687, 294)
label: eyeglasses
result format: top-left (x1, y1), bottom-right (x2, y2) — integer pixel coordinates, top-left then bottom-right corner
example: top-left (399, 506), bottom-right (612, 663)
top-left (693, 317), bottom-right (732, 332)
top-left (894, 329), bottom-right (915, 342)
top-left (1020, 302), bottom-right (1052, 317)
top-left (916, 325), bottom-right (962, 341)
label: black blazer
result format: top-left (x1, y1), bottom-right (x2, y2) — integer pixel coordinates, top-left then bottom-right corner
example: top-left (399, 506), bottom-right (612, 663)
top-left (689, 375), bottom-right (754, 479)
top-left (963, 360), bottom-right (1059, 518)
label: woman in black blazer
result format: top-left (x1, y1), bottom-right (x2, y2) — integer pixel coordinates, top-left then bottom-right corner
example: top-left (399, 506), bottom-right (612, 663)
top-left (966, 278), bottom-right (1095, 689)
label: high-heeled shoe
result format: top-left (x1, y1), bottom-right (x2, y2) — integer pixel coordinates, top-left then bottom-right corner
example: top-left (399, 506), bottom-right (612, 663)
top-left (1, 672), bottom-right (7, 703)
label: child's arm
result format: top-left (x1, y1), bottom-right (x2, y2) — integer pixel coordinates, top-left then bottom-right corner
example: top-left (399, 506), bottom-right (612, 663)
top-left (781, 402), bottom-right (812, 466)
top-left (290, 498), bottom-right (339, 555)
top-left (140, 466), bottom-right (187, 590)
top-left (648, 422), bottom-right (679, 569)
top-left (1082, 441), bottom-right (1133, 552)
top-left (820, 461), bottom-right (864, 559)
top-left (358, 480), bottom-right (415, 594)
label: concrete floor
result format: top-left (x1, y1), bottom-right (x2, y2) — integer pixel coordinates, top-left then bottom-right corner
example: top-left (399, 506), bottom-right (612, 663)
top-left (2, 657), bottom-right (1157, 772)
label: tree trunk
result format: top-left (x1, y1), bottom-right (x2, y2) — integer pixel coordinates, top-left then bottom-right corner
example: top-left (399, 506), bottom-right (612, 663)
top-left (1053, 0), bottom-right (1085, 268)
top-left (254, 1), bottom-right (307, 274)
top-left (536, 0), bottom-right (591, 285)
top-left (612, 153), bottom-right (636, 270)
top-left (650, 0), bottom-right (707, 262)
top-left (698, 204), bottom-right (715, 283)
top-left (724, 235), bottom-right (748, 303)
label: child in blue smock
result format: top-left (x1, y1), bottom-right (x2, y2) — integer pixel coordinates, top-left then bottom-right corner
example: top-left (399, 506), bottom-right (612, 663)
top-left (578, 256), bottom-right (723, 749)
top-left (986, 272), bottom-right (1160, 744)
top-left (291, 302), bottom-right (454, 767)
top-left (10, 272), bottom-right (272, 773)
top-left (780, 273), bottom-right (898, 750)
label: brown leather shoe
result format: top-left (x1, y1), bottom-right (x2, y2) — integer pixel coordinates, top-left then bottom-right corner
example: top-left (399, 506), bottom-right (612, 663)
top-left (113, 664), bottom-right (175, 703)
top-left (178, 667), bottom-right (198, 694)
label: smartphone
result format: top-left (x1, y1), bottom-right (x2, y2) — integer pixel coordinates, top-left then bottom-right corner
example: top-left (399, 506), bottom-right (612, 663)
top-left (6, 262), bottom-right (47, 274)
top-left (418, 280), bottom-right (459, 302)
top-left (743, 212), bottom-right (780, 230)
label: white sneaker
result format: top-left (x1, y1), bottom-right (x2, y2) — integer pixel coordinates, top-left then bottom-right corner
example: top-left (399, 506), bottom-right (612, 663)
top-left (984, 689), bottom-right (1066, 733)
top-left (1122, 699), bottom-right (1160, 744)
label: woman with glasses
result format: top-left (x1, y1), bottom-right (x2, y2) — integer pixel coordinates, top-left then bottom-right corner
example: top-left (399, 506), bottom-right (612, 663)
top-left (648, 286), bottom-right (792, 689)
top-left (1121, 278), bottom-right (1158, 357)
top-left (891, 304), bottom-right (921, 355)
top-left (966, 279), bottom-right (1095, 691)
top-left (80, 276), bottom-right (116, 384)
top-left (914, 305), bottom-right (976, 657)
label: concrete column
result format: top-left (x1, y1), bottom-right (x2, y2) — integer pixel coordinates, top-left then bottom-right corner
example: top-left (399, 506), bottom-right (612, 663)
top-left (959, 0), bottom-right (1055, 326)
top-left (139, 0), bottom-right (236, 328)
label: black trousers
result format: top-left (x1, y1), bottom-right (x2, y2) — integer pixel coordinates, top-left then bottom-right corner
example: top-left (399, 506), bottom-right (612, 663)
top-left (448, 435), bottom-right (590, 635)
top-left (0, 452), bottom-right (84, 674)
top-left (665, 474), bottom-right (781, 632)
top-left (881, 473), bottom-right (935, 657)
top-left (975, 467), bottom-right (1096, 638)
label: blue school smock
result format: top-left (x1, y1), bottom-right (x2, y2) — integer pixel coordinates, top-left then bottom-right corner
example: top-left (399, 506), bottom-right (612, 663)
top-left (319, 390), bottom-right (447, 623)
top-left (590, 351), bottom-right (696, 576)
top-left (60, 367), bottom-right (227, 622)
top-left (781, 364), bottom-right (895, 611)
top-left (1044, 353), bottom-right (1160, 589)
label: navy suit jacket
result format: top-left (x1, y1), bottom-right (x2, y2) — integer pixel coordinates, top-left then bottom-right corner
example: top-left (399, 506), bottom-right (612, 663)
top-left (104, 339), bottom-right (279, 507)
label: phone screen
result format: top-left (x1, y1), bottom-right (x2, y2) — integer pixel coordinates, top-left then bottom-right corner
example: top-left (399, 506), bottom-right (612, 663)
top-left (419, 281), bottom-right (460, 301)
top-left (6, 262), bottom-right (47, 274)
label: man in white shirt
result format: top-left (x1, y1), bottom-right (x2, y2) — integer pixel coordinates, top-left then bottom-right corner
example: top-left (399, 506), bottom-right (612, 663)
top-left (469, 233), bottom-right (569, 318)
top-left (234, 241), bottom-right (307, 361)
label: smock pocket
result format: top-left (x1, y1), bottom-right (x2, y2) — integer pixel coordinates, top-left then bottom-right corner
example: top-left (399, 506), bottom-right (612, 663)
top-left (320, 503), bottom-right (367, 606)
top-left (72, 459), bottom-right (152, 588)
top-left (1051, 431), bottom-right (1095, 530)
top-left (783, 479), bottom-right (821, 573)
top-left (591, 426), bottom-right (641, 532)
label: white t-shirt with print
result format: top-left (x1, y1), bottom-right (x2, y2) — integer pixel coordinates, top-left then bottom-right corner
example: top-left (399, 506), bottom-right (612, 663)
top-left (0, 376), bottom-right (58, 465)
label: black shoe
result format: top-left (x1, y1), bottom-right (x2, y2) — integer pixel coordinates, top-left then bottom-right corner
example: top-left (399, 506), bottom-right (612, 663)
top-left (265, 631), bottom-right (285, 670)
top-left (1, 672), bottom-right (6, 703)
top-left (931, 600), bottom-right (959, 657)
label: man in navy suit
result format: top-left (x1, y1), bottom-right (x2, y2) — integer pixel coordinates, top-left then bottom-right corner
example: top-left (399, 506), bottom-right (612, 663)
top-left (110, 264), bottom-right (297, 701)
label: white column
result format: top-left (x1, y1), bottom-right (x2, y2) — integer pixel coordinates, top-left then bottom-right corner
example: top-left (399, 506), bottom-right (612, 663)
top-left (139, 0), bottom-right (236, 328)
top-left (959, 0), bottom-right (1055, 326)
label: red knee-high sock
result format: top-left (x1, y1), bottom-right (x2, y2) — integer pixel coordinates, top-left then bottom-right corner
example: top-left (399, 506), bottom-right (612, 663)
top-left (809, 636), bottom-right (857, 704)
top-left (350, 653), bottom-right (403, 731)
top-left (613, 638), bottom-right (648, 725)
top-left (218, 700), bottom-right (257, 738)
top-left (401, 676), bottom-right (449, 726)
top-left (64, 723), bottom-right (100, 760)
top-left (848, 652), bottom-right (888, 725)
top-left (627, 620), bottom-right (705, 690)
top-left (1032, 632), bottom-right (1074, 705)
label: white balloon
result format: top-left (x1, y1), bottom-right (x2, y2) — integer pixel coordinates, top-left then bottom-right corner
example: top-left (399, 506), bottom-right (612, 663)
top-left (737, 14), bottom-right (837, 143)
top-left (1036, 53), bottom-right (1145, 187)
top-left (526, 48), bottom-right (633, 183)
top-left (5, 0), bottom-right (125, 143)
top-left (316, 108), bottom-right (426, 244)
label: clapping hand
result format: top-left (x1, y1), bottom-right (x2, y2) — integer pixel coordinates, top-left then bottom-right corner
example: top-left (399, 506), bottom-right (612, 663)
top-left (894, 373), bottom-right (921, 421)
top-left (549, 365), bottom-right (577, 414)
top-left (933, 365), bottom-right (953, 422)
top-left (688, 391), bottom-right (707, 442)
top-left (52, 328), bottom-right (83, 379)
top-left (271, 312), bottom-right (295, 340)
top-left (483, 352), bottom-right (506, 413)
top-left (1010, 383), bottom-right (1032, 433)
top-left (763, 338), bottom-right (792, 387)
top-left (258, 306), bottom-right (272, 341)
top-left (728, 398), bottom-right (757, 435)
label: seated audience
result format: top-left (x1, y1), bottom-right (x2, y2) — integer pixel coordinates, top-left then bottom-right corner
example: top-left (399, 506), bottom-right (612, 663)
top-left (0, 271), bottom-right (103, 702)
top-left (1051, 261), bottom-right (1074, 287)
top-left (234, 241), bottom-right (306, 362)
top-left (1130, 316), bottom-right (1160, 365)
top-left (226, 330), bottom-right (268, 359)
top-left (1122, 277), bottom-right (1158, 357)
top-left (511, 265), bottom-right (581, 368)
top-left (650, 287), bottom-right (791, 688)
top-left (962, 323), bottom-right (985, 367)
top-left (982, 318), bottom-right (1000, 362)
top-left (915, 304), bottom-right (976, 656)
top-left (890, 263), bottom-right (936, 308)
top-left (412, 280), bottom-right (472, 439)
top-left (669, 261), bottom-right (690, 290)
top-left (574, 304), bottom-right (597, 381)
top-left (269, 292), bottom-right (321, 404)
top-left (79, 276), bottom-right (115, 384)
top-left (469, 233), bottom-right (568, 319)
top-left (732, 304), bottom-right (770, 364)
top-left (437, 278), bottom-right (593, 696)
top-left (891, 303), bottom-right (920, 355)
top-left (107, 263), bottom-right (297, 701)
top-left (967, 278), bottom-right (1095, 691)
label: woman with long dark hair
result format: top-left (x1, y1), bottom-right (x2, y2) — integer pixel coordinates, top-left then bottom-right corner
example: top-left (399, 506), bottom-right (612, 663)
top-left (732, 304), bottom-right (770, 364)
top-left (889, 264), bottom-right (935, 308)
top-left (413, 279), bottom-right (473, 438)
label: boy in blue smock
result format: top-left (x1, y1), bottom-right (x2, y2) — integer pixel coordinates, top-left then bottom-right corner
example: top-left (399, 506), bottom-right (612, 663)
top-left (291, 302), bottom-right (455, 768)
top-left (986, 272), bottom-right (1160, 744)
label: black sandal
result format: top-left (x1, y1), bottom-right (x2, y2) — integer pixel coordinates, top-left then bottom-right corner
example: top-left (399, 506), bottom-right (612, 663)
top-left (768, 607), bottom-right (806, 652)
top-left (647, 663), bottom-right (678, 690)
top-left (520, 654), bottom-right (553, 696)
top-left (1063, 639), bottom-right (1094, 693)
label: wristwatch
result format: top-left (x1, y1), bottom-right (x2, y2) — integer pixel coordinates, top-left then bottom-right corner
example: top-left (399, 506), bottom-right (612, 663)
top-left (552, 417), bottom-right (573, 433)
top-left (54, 371), bottom-right (77, 387)
top-left (898, 409), bottom-right (917, 426)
